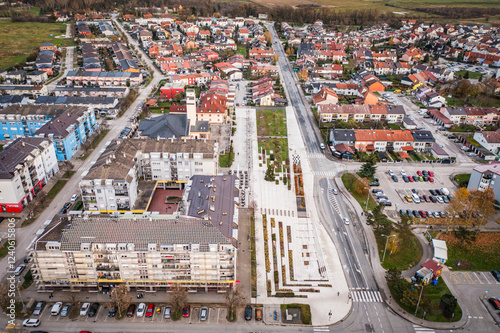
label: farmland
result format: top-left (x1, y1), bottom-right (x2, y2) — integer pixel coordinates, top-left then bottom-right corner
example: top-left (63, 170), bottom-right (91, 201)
top-left (0, 20), bottom-right (75, 70)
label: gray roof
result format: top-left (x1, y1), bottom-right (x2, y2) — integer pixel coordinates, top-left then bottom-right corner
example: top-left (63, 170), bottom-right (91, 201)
top-left (0, 137), bottom-right (48, 179)
top-left (385, 105), bottom-right (406, 115)
top-left (35, 108), bottom-right (87, 139)
top-left (0, 104), bottom-right (86, 117)
top-left (138, 114), bottom-right (190, 139)
top-left (444, 107), bottom-right (467, 115)
top-left (331, 129), bottom-right (356, 142)
top-left (67, 71), bottom-right (141, 78)
top-left (35, 96), bottom-right (116, 106)
top-left (36, 216), bottom-right (232, 252)
top-left (411, 130), bottom-right (435, 142)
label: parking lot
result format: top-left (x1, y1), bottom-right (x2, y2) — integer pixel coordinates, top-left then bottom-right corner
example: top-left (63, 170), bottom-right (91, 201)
top-left (35, 303), bottom-right (228, 324)
top-left (374, 166), bottom-right (457, 215)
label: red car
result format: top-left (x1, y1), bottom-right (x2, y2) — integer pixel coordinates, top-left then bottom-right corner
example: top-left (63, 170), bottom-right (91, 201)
top-left (419, 210), bottom-right (428, 218)
top-left (428, 171), bottom-right (434, 177)
top-left (429, 177), bottom-right (434, 182)
top-left (409, 177), bottom-right (414, 182)
top-left (416, 170), bottom-right (423, 176)
top-left (146, 304), bottom-right (155, 317)
top-left (183, 305), bottom-right (190, 318)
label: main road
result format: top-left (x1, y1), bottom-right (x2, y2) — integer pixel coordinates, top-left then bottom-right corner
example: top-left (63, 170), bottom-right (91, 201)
top-left (268, 24), bottom-right (417, 333)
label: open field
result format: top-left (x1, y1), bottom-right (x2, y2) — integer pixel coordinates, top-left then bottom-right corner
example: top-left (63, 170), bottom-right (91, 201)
top-left (256, 108), bottom-right (287, 137)
top-left (442, 232), bottom-right (500, 271)
top-left (0, 20), bottom-right (74, 70)
top-left (250, 0), bottom-right (500, 10)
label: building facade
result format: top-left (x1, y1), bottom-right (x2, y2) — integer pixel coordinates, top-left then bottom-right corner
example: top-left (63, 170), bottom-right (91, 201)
top-left (33, 216), bottom-right (236, 292)
top-left (0, 137), bottom-right (58, 213)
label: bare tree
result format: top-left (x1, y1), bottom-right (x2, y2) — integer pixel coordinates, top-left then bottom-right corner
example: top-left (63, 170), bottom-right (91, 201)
top-left (168, 284), bottom-right (187, 319)
top-left (109, 285), bottom-right (132, 318)
top-left (60, 160), bottom-right (74, 178)
top-left (226, 285), bottom-right (244, 321)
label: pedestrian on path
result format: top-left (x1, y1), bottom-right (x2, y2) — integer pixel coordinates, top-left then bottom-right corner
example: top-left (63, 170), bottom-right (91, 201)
top-left (337, 291), bottom-right (340, 296)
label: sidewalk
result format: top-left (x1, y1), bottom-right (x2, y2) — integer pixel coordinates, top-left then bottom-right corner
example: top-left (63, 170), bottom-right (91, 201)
top-left (336, 170), bottom-right (469, 330)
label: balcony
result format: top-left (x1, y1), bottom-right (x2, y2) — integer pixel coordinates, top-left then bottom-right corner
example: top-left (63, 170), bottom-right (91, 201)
top-left (96, 264), bottom-right (119, 271)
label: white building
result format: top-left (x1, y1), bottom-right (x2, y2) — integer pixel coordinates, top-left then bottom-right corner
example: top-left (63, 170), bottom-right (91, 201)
top-left (33, 215), bottom-right (236, 292)
top-left (0, 137), bottom-right (58, 213)
top-left (80, 138), bottom-right (218, 211)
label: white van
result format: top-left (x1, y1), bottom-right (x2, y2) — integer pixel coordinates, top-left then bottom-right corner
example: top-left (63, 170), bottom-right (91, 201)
top-left (411, 193), bottom-right (420, 203)
top-left (51, 302), bottom-right (63, 316)
top-left (441, 188), bottom-right (450, 196)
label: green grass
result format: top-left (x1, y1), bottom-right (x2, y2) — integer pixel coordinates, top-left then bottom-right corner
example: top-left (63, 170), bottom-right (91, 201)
top-left (236, 45), bottom-right (247, 57)
top-left (341, 173), bottom-right (377, 211)
top-left (0, 20), bottom-right (75, 70)
top-left (219, 152), bottom-right (234, 168)
top-left (89, 129), bottom-right (110, 150)
top-left (256, 109), bottom-right (287, 137)
top-left (453, 173), bottom-right (470, 187)
top-left (443, 232), bottom-right (500, 271)
top-left (280, 304), bottom-right (311, 325)
top-left (388, 123), bottom-right (401, 130)
top-left (21, 269), bottom-right (33, 290)
top-left (258, 138), bottom-right (288, 164)
top-left (0, 239), bottom-right (12, 258)
top-left (376, 233), bottom-right (423, 270)
top-left (47, 180), bottom-right (68, 200)
top-left (455, 70), bottom-right (482, 80)
top-left (150, 107), bottom-right (168, 113)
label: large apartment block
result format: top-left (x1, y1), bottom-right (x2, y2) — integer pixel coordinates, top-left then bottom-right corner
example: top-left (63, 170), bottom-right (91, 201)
top-left (33, 215), bottom-right (236, 292)
top-left (0, 137), bottom-right (59, 213)
top-left (468, 162), bottom-right (500, 201)
top-left (80, 138), bottom-right (218, 211)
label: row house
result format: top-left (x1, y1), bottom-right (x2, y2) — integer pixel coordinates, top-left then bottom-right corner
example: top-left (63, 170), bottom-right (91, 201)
top-left (473, 130), bottom-right (500, 154)
top-left (318, 104), bottom-right (405, 123)
top-left (330, 129), bottom-right (415, 152)
top-left (312, 64), bottom-right (343, 79)
top-left (170, 72), bottom-right (218, 86)
top-left (249, 47), bottom-right (275, 61)
top-left (464, 51), bottom-right (500, 67)
top-left (65, 71), bottom-right (143, 86)
top-left (412, 86), bottom-right (446, 108)
top-left (251, 65), bottom-right (278, 78)
top-left (312, 86), bottom-right (338, 106)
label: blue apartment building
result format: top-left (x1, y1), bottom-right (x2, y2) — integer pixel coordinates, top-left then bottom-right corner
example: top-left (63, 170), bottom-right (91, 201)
top-left (35, 107), bottom-right (97, 161)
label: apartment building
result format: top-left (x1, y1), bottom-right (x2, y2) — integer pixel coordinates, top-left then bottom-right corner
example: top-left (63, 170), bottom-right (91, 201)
top-left (34, 107), bottom-right (98, 161)
top-left (80, 139), bottom-right (218, 211)
top-left (65, 71), bottom-right (143, 86)
top-left (318, 104), bottom-right (405, 123)
top-left (0, 137), bottom-right (58, 213)
top-left (330, 129), bottom-right (417, 152)
top-left (33, 215), bottom-right (236, 292)
top-left (468, 162), bottom-right (500, 201)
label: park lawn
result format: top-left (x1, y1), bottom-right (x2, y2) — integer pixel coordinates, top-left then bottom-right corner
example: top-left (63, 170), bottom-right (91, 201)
top-left (150, 107), bottom-right (168, 113)
top-left (219, 152), bottom-right (233, 168)
top-left (377, 232), bottom-right (423, 270)
top-left (256, 109), bottom-right (287, 137)
top-left (455, 70), bottom-right (482, 80)
top-left (442, 232), bottom-right (500, 271)
top-left (341, 173), bottom-right (377, 211)
top-left (423, 278), bottom-right (462, 322)
top-left (236, 45), bottom-right (247, 57)
top-left (258, 138), bottom-right (288, 164)
top-left (0, 20), bottom-right (75, 70)
top-left (453, 173), bottom-right (470, 187)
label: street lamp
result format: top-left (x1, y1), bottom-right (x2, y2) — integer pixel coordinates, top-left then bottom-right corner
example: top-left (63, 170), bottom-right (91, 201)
top-left (364, 186), bottom-right (370, 213)
top-left (381, 234), bottom-right (396, 263)
top-left (414, 284), bottom-right (425, 317)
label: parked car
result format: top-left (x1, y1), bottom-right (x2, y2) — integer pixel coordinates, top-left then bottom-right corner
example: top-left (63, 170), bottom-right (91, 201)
top-left (429, 177), bottom-right (434, 182)
top-left (429, 189), bottom-right (437, 196)
top-left (145, 304), bottom-right (155, 317)
top-left (200, 306), bottom-right (208, 321)
top-left (412, 189), bottom-right (419, 194)
top-left (244, 305), bottom-right (252, 320)
top-left (491, 270), bottom-right (500, 282)
top-left (255, 307), bottom-right (263, 321)
top-left (136, 303), bottom-right (146, 317)
top-left (388, 170), bottom-right (395, 177)
top-left (33, 301), bottom-right (46, 316)
top-left (369, 181), bottom-right (380, 186)
top-left (436, 196), bottom-right (444, 204)
top-left (416, 171), bottom-right (423, 176)
top-left (126, 304), bottom-right (136, 317)
top-left (183, 305), bottom-right (191, 318)
top-left (488, 298), bottom-right (500, 310)
top-left (443, 196), bottom-right (449, 203)
top-left (403, 176), bottom-right (409, 183)
top-left (15, 264), bottom-right (26, 276)
top-left (383, 201), bottom-right (392, 206)
top-left (400, 170), bottom-right (406, 176)
top-left (88, 303), bottom-right (99, 317)
top-left (405, 195), bottom-right (413, 202)
top-left (23, 319), bottom-right (40, 327)
top-left (343, 217), bottom-right (350, 225)
top-left (419, 211), bottom-right (428, 218)
top-left (80, 303), bottom-right (91, 316)
top-left (51, 302), bottom-right (63, 316)
top-left (108, 307), bottom-right (117, 317)
top-left (60, 303), bottom-right (71, 317)
top-left (164, 306), bottom-right (171, 319)
top-left (399, 209), bottom-right (406, 216)
top-left (392, 175), bottom-right (398, 182)
top-left (412, 210), bottom-right (421, 218)
top-left (332, 188), bottom-right (338, 195)
top-left (412, 176), bottom-right (418, 182)
top-left (408, 176), bottom-right (414, 183)
top-left (71, 194), bottom-right (78, 202)
top-left (406, 209), bottom-right (413, 217)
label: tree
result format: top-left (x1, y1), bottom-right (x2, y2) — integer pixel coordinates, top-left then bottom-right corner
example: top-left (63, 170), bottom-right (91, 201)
top-left (440, 294), bottom-right (458, 318)
top-left (264, 163), bottom-right (275, 182)
top-left (401, 288), bottom-right (420, 309)
top-left (453, 226), bottom-right (477, 248)
top-left (354, 178), bottom-right (368, 196)
top-left (359, 161), bottom-right (376, 178)
top-left (264, 30), bottom-right (272, 44)
top-left (109, 285), bottom-right (133, 318)
top-left (285, 47), bottom-right (294, 56)
top-left (386, 267), bottom-right (402, 284)
top-left (226, 286), bottom-right (244, 321)
top-left (173, 93), bottom-right (183, 102)
top-left (60, 160), bottom-right (74, 178)
top-left (464, 71), bottom-right (470, 79)
top-left (297, 68), bottom-right (309, 81)
top-left (423, 54), bottom-right (430, 63)
top-left (169, 284), bottom-right (188, 319)
top-left (272, 53), bottom-right (279, 65)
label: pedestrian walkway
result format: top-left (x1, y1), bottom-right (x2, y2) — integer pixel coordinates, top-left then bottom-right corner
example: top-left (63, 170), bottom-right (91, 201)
top-left (413, 324), bottom-right (435, 333)
top-left (350, 290), bottom-right (383, 303)
top-left (313, 171), bottom-right (337, 177)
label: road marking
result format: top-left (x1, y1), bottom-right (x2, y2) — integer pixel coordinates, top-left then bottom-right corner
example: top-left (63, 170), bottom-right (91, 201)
top-left (351, 290), bottom-right (383, 303)
top-left (412, 324), bottom-right (435, 332)
top-left (313, 327), bottom-right (330, 332)
top-left (474, 272), bottom-right (483, 284)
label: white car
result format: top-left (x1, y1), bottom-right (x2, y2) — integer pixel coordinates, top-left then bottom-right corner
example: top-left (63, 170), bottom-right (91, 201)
top-left (343, 217), bottom-right (350, 225)
top-left (388, 169), bottom-right (395, 177)
top-left (436, 196), bottom-right (444, 204)
top-left (80, 302), bottom-right (91, 316)
top-left (51, 302), bottom-right (63, 315)
top-left (71, 194), bottom-right (78, 202)
top-left (136, 302), bottom-right (146, 317)
top-left (400, 170), bottom-right (406, 176)
top-left (22, 319), bottom-right (40, 327)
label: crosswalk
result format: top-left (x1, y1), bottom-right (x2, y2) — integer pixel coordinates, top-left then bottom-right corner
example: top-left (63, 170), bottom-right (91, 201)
top-left (313, 327), bottom-right (330, 332)
top-left (308, 153), bottom-right (326, 159)
top-left (327, 189), bottom-right (341, 215)
top-left (314, 171), bottom-right (337, 177)
top-left (350, 290), bottom-right (383, 302)
top-left (413, 324), bottom-right (435, 333)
